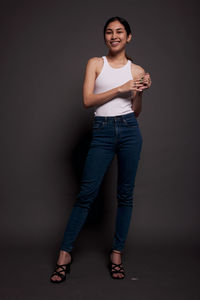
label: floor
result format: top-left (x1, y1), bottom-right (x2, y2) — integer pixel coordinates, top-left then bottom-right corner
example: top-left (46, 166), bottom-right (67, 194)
top-left (0, 243), bottom-right (199, 300)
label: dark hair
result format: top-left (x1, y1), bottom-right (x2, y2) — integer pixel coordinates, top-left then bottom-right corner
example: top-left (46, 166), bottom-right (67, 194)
top-left (103, 16), bottom-right (133, 62)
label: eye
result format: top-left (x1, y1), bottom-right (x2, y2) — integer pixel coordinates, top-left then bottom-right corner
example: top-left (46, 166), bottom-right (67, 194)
top-left (106, 31), bottom-right (124, 34)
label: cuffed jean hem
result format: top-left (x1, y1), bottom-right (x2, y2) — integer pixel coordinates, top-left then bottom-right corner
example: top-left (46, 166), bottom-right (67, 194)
top-left (60, 247), bottom-right (73, 253)
top-left (111, 247), bottom-right (124, 252)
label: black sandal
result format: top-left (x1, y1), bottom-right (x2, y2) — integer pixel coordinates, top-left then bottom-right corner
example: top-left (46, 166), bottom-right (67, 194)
top-left (50, 253), bottom-right (73, 283)
top-left (108, 250), bottom-right (125, 280)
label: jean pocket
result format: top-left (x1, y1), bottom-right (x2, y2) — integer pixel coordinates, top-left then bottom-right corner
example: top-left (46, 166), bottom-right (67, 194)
top-left (93, 120), bottom-right (106, 130)
top-left (122, 117), bottom-right (138, 128)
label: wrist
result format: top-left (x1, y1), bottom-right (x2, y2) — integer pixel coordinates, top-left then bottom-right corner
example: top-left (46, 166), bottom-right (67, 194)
top-left (117, 86), bottom-right (122, 94)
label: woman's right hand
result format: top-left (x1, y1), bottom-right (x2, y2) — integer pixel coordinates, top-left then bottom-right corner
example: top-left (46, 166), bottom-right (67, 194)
top-left (119, 78), bottom-right (145, 93)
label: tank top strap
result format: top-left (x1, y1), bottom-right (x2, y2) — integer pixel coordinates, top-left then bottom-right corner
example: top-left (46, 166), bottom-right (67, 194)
top-left (102, 56), bottom-right (108, 67)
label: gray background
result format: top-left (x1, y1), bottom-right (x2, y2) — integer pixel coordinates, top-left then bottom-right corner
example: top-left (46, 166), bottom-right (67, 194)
top-left (0, 0), bottom-right (199, 299)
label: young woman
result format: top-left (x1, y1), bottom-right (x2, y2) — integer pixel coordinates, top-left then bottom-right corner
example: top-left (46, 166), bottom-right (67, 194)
top-left (50, 16), bottom-right (152, 283)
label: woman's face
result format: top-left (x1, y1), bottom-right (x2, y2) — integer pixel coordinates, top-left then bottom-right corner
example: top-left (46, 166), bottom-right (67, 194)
top-left (104, 20), bottom-right (132, 52)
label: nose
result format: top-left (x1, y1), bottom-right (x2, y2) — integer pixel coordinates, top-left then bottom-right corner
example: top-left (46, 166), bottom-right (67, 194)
top-left (111, 32), bottom-right (118, 39)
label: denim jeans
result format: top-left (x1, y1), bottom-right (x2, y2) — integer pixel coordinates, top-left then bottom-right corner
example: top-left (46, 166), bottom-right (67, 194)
top-left (60, 112), bottom-right (143, 253)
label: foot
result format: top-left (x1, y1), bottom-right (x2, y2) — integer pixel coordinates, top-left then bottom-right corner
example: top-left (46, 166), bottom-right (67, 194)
top-left (50, 250), bottom-right (72, 282)
top-left (110, 250), bottom-right (125, 279)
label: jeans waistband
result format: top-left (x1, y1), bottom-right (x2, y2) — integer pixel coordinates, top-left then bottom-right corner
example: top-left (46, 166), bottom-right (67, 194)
top-left (94, 112), bottom-right (135, 122)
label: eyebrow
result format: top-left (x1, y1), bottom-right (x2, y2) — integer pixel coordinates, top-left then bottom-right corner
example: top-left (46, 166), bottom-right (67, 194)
top-left (106, 27), bottom-right (124, 31)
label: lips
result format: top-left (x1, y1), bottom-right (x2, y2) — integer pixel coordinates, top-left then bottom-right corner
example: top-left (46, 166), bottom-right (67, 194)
top-left (110, 41), bottom-right (120, 46)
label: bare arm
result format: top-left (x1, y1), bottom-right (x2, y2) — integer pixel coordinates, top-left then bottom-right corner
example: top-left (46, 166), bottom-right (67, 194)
top-left (132, 91), bottom-right (143, 118)
top-left (82, 57), bottom-right (121, 108)
top-left (132, 65), bottom-right (146, 118)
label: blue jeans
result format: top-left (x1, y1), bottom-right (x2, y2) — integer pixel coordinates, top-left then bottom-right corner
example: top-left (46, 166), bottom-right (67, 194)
top-left (60, 112), bottom-right (143, 253)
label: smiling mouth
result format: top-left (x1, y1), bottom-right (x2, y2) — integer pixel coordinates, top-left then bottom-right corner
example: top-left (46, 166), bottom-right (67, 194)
top-left (110, 41), bottom-right (120, 46)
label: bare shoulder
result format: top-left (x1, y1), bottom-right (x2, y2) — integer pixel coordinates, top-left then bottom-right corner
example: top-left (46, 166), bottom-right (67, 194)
top-left (85, 57), bottom-right (103, 78)
top-left (131, 62), bottom-right (146, 79)
top-left (86, 56), bottom-right (102, 67)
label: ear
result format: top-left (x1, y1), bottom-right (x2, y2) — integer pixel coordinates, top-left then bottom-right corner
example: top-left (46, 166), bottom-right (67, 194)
top-left (127, 33), bottom-right (132, 43)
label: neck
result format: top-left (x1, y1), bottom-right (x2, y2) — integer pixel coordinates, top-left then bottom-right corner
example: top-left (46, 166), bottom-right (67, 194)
top-left (107, 49), bottom-right (127, 63)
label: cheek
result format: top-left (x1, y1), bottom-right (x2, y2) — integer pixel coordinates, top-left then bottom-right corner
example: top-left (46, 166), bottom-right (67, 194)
top-left (120, 36), bottom-right (127, 43)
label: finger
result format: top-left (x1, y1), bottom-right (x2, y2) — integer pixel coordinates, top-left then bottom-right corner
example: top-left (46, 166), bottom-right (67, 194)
top-left (133, 81), bottom-right (143, 86)
top-left (135, 80), bottom-right (144, 84)
top-left (134, 84), bottom-right (144, 88)
top-left (136, 87), bottom-right (144, 91)
top-left (133, 87), bottom-right (143, 91)
top-left (134, 79), bottom-right (143, 82)
top-left (135, 77), bottom-right (145, 81)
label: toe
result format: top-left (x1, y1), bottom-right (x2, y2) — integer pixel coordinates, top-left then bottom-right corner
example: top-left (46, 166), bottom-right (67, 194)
top-left (51, 274), bottom-right (61, 282)
top-left (51, 275), bottom-right (56, 281)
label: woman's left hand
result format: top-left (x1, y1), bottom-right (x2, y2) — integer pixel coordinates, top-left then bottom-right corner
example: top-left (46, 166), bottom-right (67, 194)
top-left (136, 73), bottom-right (152, 92)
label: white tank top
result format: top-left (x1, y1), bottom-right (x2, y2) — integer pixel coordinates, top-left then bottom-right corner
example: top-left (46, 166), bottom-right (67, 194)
top-left (93, 55), bottom-right (134, 116)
